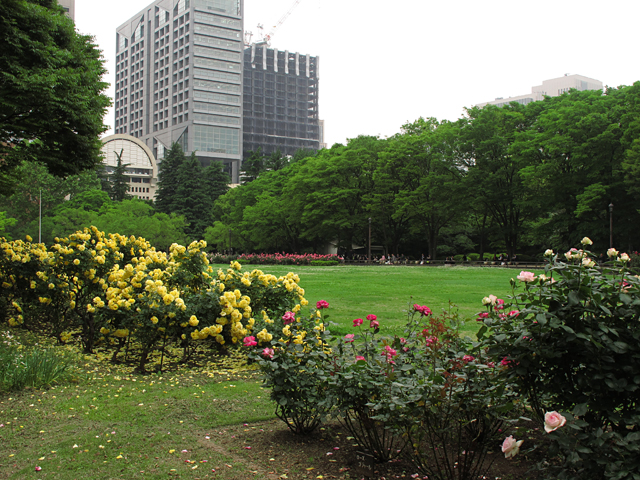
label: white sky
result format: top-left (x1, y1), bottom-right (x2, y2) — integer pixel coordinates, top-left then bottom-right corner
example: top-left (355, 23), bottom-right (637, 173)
top-left (75, 0), bottom-right (640, 147)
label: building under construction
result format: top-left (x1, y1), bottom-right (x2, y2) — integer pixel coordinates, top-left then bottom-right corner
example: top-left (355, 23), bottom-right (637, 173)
top-left (242, 44), bottom-right (322, 158)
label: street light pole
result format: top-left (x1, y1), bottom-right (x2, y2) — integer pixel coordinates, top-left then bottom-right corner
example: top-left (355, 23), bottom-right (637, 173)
top-left (609, 203), bottom-right (614, 249)
top-left (368, 217), bottom-right (372, 264)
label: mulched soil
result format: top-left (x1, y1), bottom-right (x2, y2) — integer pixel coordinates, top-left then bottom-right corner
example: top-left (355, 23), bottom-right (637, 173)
top-left (213, 418), bottom-right (547, 480)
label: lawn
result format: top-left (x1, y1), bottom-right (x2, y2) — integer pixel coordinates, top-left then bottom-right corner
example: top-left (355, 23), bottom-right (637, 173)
top-left (216, 264), bottom-right (540, 337)
top-left (0, 264), bottom-right (542, 479)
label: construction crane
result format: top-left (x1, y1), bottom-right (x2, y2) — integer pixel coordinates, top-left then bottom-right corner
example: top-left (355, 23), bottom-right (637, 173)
top-left (245, 0), bottom-right (302, 47)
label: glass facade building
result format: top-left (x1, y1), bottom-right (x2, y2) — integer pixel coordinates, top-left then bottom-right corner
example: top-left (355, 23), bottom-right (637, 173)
top-left (242, 44), bottom-right (321, 159)
top-left (114, 0), bottom-right (244, 183)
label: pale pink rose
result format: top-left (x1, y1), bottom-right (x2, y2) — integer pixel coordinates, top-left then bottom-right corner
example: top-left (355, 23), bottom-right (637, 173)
top-left (344, 334), bottom-right (355, 343)
top-left (501, 436), bottom-right (523, 458)
top-left (581, 237), bottom-right (593, 245)
top-left (544, 249), bottom-right (554, 257)
top-left (582, 257), bottom-right (596, 268)
top-left (620, 253), bottom-right (630, 262)
top-left (262, 347), bottom-right (274, 359)
top-left (488, 294), bottom-right (497, 305)
top-left (544, 411), bottom-right (566, 433)
top-left (607, 248), bottom-right (619, 258)
top-left (516, 271), bottom-right (536, 282)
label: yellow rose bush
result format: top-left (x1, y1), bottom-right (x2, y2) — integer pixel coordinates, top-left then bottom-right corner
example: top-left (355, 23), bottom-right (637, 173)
top-left (1, 229), bottom-right (307, 372)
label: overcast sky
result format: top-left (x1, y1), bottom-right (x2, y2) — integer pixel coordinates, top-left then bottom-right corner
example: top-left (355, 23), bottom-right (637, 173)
top-left (75, 0), bottom-right (640, 147)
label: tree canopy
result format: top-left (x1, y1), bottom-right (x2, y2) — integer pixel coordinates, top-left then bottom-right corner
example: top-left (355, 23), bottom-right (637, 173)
top-left (0, 0), bottom-right (110, 194)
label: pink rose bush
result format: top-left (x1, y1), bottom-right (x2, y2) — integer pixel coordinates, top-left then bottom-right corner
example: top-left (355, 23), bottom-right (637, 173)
top-left (477, 240), bottom-right (640, 479)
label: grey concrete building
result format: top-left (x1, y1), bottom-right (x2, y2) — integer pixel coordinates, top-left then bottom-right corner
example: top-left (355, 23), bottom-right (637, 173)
top-left (242, 44), bottom-right (322, 158)
top-left (114, 0), bottom-right (244, 183)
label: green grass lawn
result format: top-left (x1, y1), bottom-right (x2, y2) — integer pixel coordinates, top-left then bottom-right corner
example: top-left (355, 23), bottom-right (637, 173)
top-left (0, 362), bottom-right (271, 479)
top-left (1, 264), bottom-right (542, 478)
top-left (216, 264), bottom-right (540, 337)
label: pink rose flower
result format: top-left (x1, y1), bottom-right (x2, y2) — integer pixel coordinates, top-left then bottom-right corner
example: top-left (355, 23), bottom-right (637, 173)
top-left (382, 345), bottom-right (397, 363)
top-left (462, 355), bottom-right (475, 363)
top-left (544, 411), bottom-right (567, 433)
top-left (500, 357), bottom-right (511, 366)
top-left (316, 300), bottom-right (329, 309)
top-left (516, 271), bottom-right (537, 282)
top-left (370, 319), bottom-right (379, 329)
top-left (366, 314), bottom-right (377, 321)
top-left (477, 312), bottom-right (489, 321)
top-left (243, 336), bottom-right (257, 347)
top-left (353, 318), bottom-right (363, 327)
top-left (413, 304), bottom-right (432, 316)
top-left (501, 436), bottom-right (523, 458)
top-left (344, 334), bottom-right (355, 343)
top-left (262, 347), bottom-right (274, 359)
top-left (35, 466), bottom-right (42, 472)
top-left (282, 311), bottom-right (296, 325)
top-left (508, 310), bottom-right (520, 317)
top-left (355, 355), bottom-right (365, 362)
top-left (495, 299), bottom-right (505, 310)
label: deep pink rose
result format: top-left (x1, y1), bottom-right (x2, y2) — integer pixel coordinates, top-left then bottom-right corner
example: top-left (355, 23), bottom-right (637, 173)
top-left (463, 355), bottom-right (475, 363)
top-left (353, 318), bottom-right (363, 327)
top-left (243, 336), bottom-right (257, 347)
top-left (382, 345), bottom-right (397, 363)
top-left (508, 310), bottom-right (519, 317)
top-left (366, 314), bottom-right (377, 321)
top-left (500, 357), bottom-right (511, 366)
top-left (544, 411), bottom-right (567, 433)
top-left (477, 312), bottom-right (489, 321)
top-left (344, 334), bottom-right (355, 343)
top-left (356, 355), bottom-right (365, 362)
top-left (316, 300), bottom-right (329, 309)
top-left (370, 319), bottom-right (379, 329)
top-left (413, 304), bottom-right (432, 316)
top-left (282, 311), bottom-right (296, 325)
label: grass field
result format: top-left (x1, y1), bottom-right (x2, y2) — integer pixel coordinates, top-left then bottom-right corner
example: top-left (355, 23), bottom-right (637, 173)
top-left (0, 265), bottom-right (542, 479)
top-left (216, 264), bottom-right (540, 337)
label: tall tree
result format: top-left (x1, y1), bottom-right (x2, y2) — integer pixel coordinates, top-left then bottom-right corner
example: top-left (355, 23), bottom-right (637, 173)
top-left (203, 161), bottom-right (230, 204)
top-left (154, 143), bottom-right (185, 214)
top-left (172, 153), bottom-right (212, 240)
top-left (108, 149), bottom-right (131, 201)
top-left (460, 103), bottom-right (540, 259)
top-left (240, 148), bottom-right (265, 184)
top-left (0, 0), bottom-right (110, 193)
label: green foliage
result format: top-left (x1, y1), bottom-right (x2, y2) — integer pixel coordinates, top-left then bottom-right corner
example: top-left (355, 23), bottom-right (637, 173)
top-left (1, 233), bottom-right (306, 372)
top-left (0, 0), bottom-right (110, 192)
top-left (309, 260), bottom-right (339, 266)
top-left (478, 242), bottom-right (640, 479)
top-left (248, 305), bottom-right (332, 434)
top-left (106, 149), bottom-right (131, 202)
top-left (0, 330), bottom-right (76, 392)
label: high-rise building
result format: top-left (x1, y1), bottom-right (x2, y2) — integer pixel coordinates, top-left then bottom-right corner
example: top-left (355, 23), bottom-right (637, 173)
top-left (58, 0), bottom-right (75, 20)
top-left (114, 0), bottom-right (244, 183)
top-left (242, 44), bottom-right (321, 158)
top-left (476, 74), bottom-right (603, 108)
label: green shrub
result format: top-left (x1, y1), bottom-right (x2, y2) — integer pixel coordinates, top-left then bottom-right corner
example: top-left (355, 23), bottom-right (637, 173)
top-left (246, 302), bottom-right (333, 434)
top-left (309, 260), bottom-right (339, 266)
top-left (478, 241), bottom-right (640, 480)
top-left (0, 331), bottom-right (76, 392)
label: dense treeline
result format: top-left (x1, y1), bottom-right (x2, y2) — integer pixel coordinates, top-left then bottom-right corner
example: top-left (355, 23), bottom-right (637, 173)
top-left (211, 84), bottom-right (640, 259)
top-left (2, 84), bottom-right (640, 257)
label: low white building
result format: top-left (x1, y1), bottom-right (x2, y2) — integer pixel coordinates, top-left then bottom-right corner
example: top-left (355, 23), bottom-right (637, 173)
top-left (476, 74), bottom-right (603, 108)
top-left (101, 134), bottom-right (158, 200)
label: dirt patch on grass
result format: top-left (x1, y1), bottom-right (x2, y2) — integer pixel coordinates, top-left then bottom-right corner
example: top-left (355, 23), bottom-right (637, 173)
top-left (212, 419), bottom-right (545, 480)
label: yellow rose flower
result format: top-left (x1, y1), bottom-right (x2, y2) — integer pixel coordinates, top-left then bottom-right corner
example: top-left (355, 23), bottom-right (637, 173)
top-left (189, 315), bottom-right (199, 327)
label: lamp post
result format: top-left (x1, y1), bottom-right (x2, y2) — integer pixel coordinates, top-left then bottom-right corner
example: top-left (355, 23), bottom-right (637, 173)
top-left (229, 228), bottom-right (232, 255)
top-left (609, 203), bottom-right (614, 249)
top-left (368, 217), bottom-right (372, 264)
